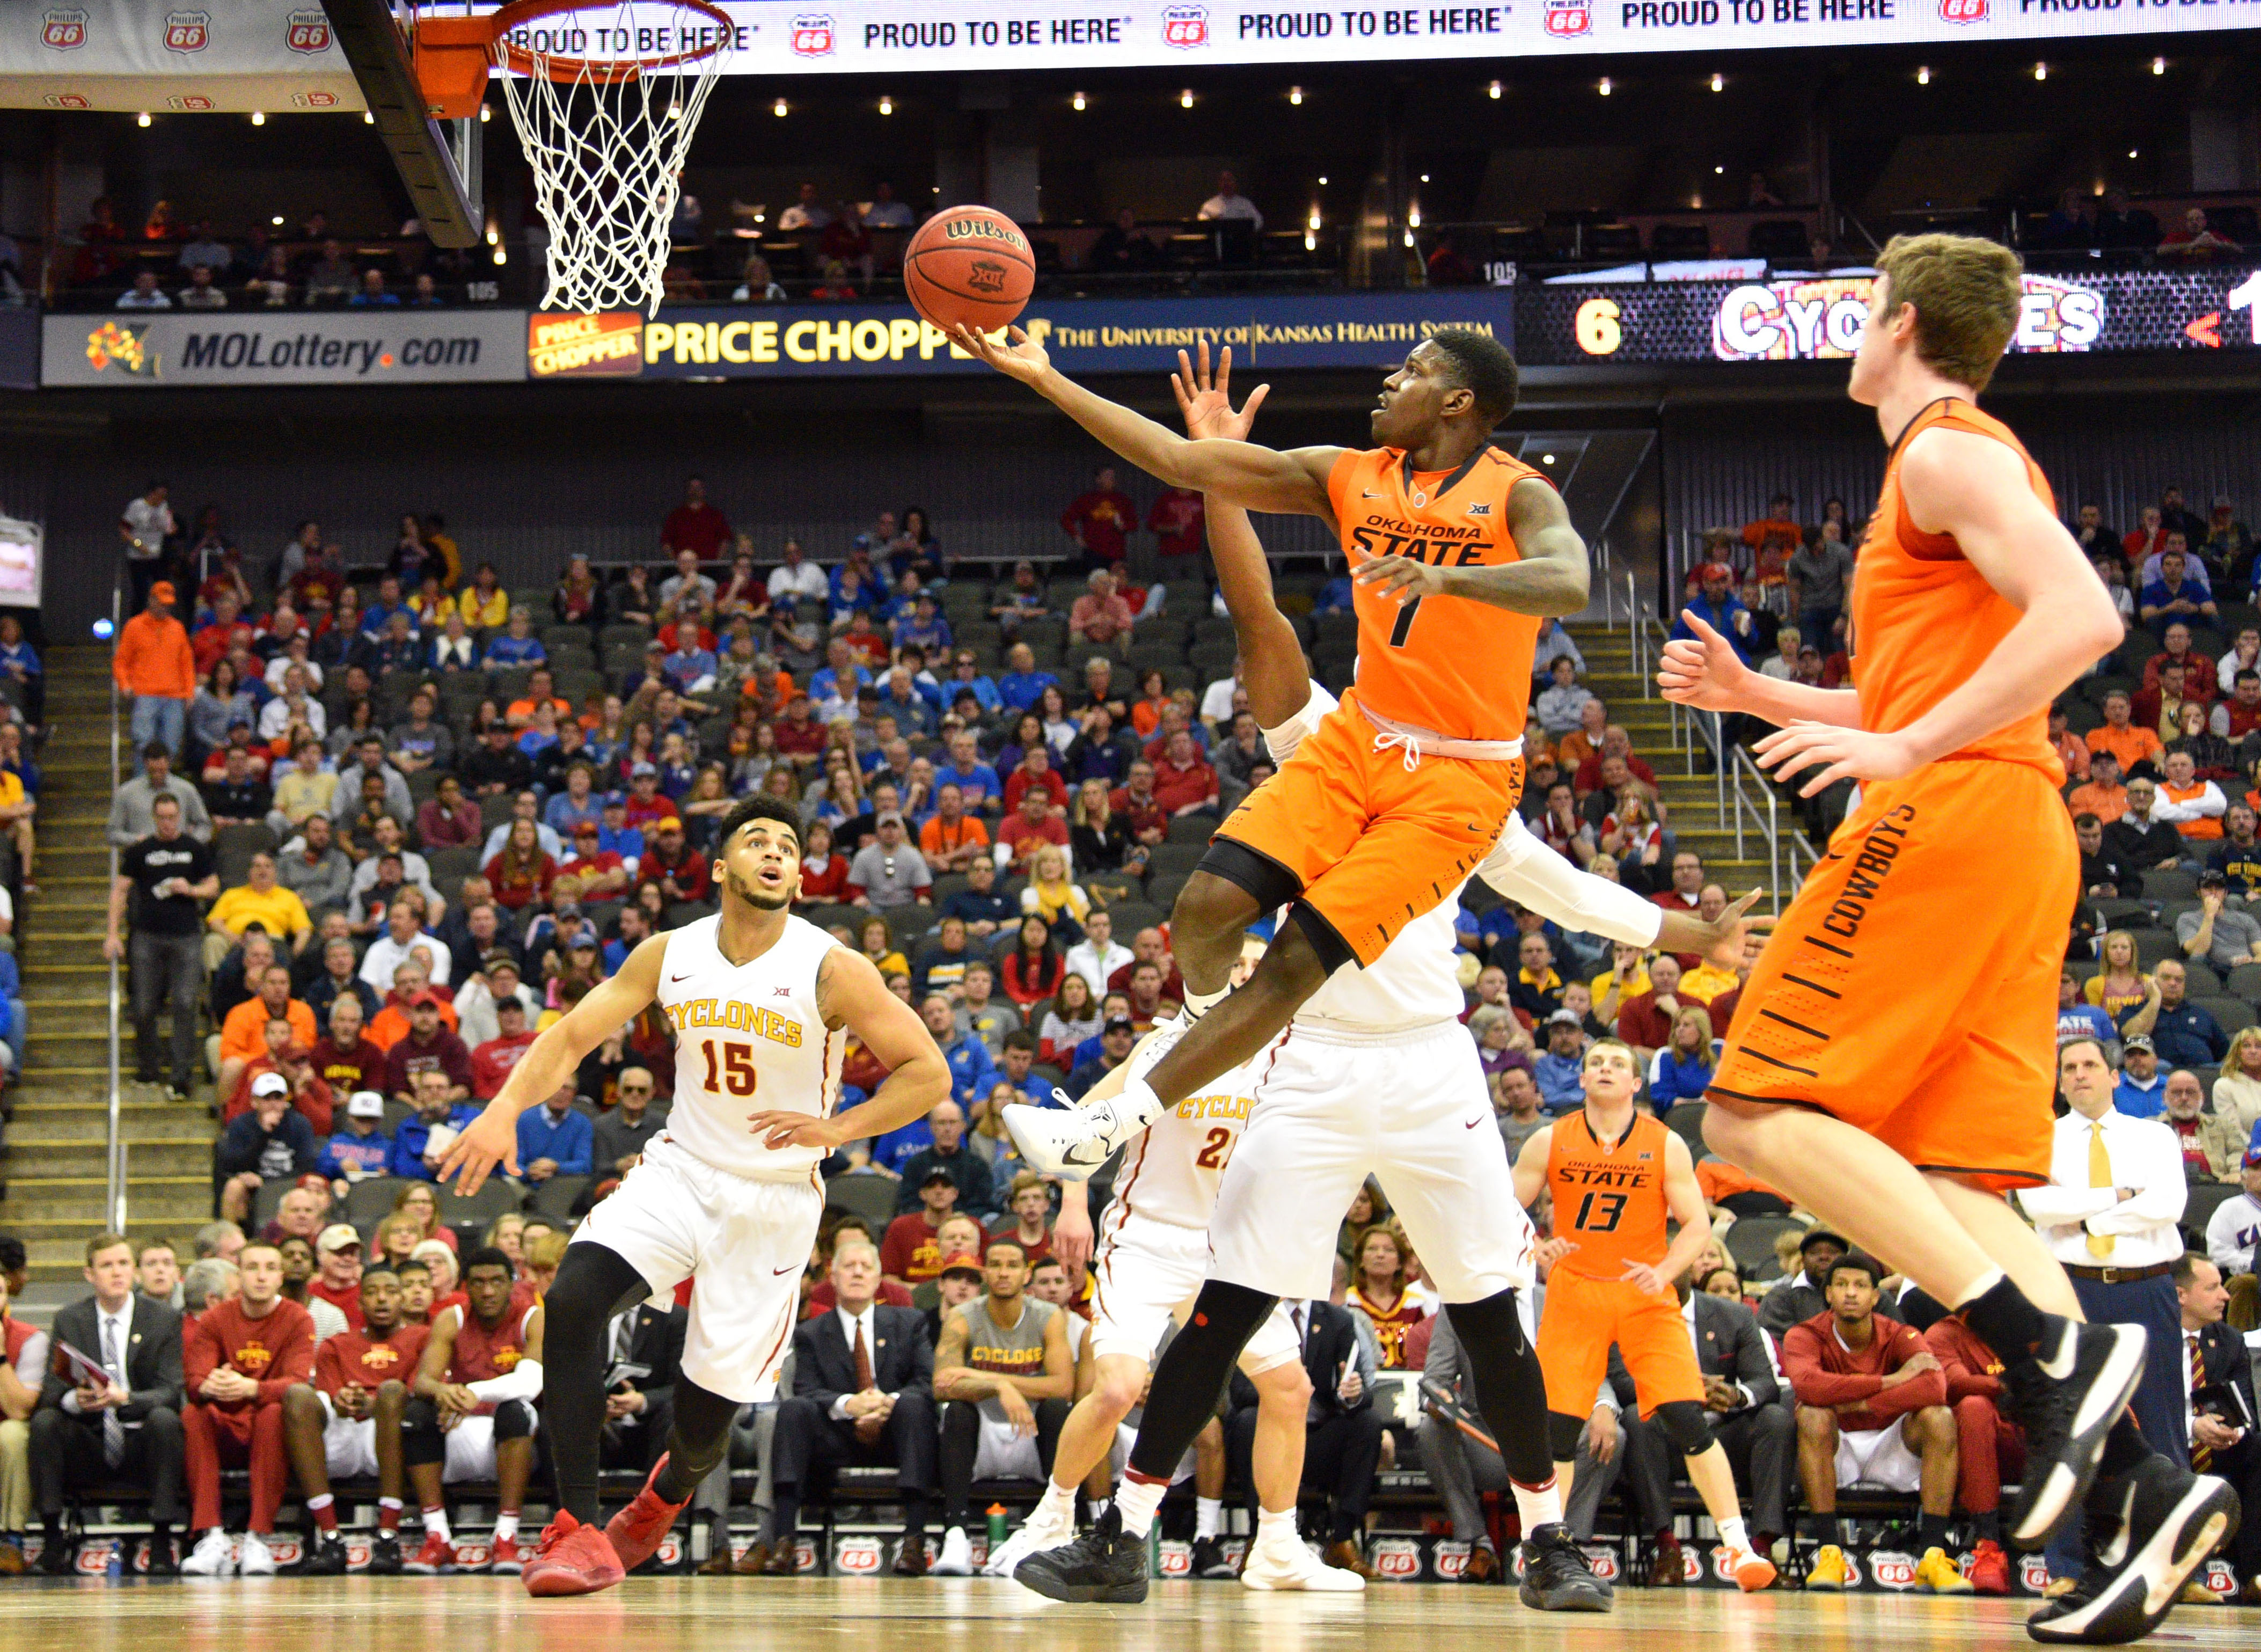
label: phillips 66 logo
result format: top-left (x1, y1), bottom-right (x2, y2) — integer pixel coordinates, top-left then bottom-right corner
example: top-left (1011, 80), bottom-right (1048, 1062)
top-left (42, 8), bottom-right (89, 49)
top-left (1369, 1538), bottom-right (1422, 1581)
top-left (1543, 0), bottom-right (1592, 35)
top-left (834, 1536), bottom-right (882, 1574)
top-left (163, 10), bottom-right (209, 51)
top-left (1937, 0), bottom-right (1987, 21)
top-left (284, 9), bottom-right (331, 52)
top-left (1161, 4), bottom-right (1210, 47)
top-left (789, 15), bottom-right (834, 55)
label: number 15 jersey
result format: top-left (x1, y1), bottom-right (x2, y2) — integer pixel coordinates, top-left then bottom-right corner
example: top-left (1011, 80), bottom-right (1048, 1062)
top-left (1544, 1109), bottom-right (1672, 1281)
top-left (656, 912), bottom-right (846, 1183)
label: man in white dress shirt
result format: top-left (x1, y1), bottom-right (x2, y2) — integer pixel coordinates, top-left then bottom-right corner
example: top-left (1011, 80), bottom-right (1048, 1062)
top-left (2021, 1037), bottom-right (2192, 1471)
top-left (2205, 1147), bottom-right (2261, 1279)
top-left (1195, 170), bottom-right (1263, 232)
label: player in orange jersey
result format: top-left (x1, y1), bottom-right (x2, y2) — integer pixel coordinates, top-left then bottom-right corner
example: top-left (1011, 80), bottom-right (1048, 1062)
top-left (1660, 233), bottom-right (2235, 1644)
top-left (954, 329), bottom-right (1587, 1178)
top-left (1512, 1039), bottom-right (1777, 1592)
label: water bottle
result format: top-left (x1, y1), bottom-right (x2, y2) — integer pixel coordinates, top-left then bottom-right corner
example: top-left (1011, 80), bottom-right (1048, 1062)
top-left (105, 1541), bottom-right (121, 1580)
top-left (1147, 1521), bottom-right (1161, 1579)
top-left (986, 1504), bottom-right (1008, 1553)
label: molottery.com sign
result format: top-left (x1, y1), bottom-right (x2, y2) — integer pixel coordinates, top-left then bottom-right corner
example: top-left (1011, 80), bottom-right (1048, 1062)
top-left (527, 293), bottom-right (1512, 380)
top-left (41, 310), bottom-right (527, 386)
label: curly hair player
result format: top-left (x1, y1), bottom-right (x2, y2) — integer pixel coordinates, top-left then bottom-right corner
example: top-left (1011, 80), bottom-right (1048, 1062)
top-left (1660, 233), bottom-right (2237, 1644)
top-left (438, 795), bottom-right (951, 1596)
top-left (1011, 347), bottom-right (1764, 1609)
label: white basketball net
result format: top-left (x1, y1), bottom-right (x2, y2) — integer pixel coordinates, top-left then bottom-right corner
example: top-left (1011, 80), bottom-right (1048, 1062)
top-left (494, 2), bottom-right (728, 317)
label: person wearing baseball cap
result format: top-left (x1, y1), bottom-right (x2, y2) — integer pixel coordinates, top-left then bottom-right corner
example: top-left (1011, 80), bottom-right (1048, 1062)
top-left (1757, 1226), bottom-right (1855, 1340)
top-left (317, 1090), bottom-right (395, 1188)
top-left (878, 1162), bottom-right (966, 1290)
top-left (309, 1224), bottom-right (366, 1328)
top-left (1670, 558), bottom-right (1757, 683)
top-left (2116, 1033), bottom-right (2166, 1117)
top-left (114, 561), bottom-right (196, 760)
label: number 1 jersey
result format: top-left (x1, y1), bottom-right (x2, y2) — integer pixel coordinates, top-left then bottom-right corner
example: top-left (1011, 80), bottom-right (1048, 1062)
top-left (656, 912), bottom-right (846, 1183)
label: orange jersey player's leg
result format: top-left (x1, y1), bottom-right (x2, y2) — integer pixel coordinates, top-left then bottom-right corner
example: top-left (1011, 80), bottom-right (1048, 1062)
top-left (1213, 688), bottom-right (1524, 966)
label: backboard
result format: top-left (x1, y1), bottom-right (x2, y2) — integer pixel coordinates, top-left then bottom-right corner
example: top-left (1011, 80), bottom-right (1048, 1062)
top-left (323, 0), bottom-right (482, 249)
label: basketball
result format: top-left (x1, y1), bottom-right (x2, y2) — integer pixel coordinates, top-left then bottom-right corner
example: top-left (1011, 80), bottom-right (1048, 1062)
top-left (903, 206), bottom-right (1036, 334)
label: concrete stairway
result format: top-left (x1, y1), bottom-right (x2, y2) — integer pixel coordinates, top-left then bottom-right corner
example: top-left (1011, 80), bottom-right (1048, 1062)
top-left (2, 644), bottom-right (215, 1285)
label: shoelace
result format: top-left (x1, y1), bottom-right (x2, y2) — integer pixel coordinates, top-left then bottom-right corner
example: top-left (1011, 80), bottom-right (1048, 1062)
top-left (1371, 727), bottom-right (1424, 772)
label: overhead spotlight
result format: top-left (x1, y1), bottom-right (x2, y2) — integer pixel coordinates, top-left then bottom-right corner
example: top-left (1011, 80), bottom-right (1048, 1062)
top-left (479, 103), bottom-right (492, 122)
top-left (1408, 203), bottom-right (1421, 227)
top-left (1180, 89), bottom-right (1194, 108)
top-left (485, 222), bottom-right (500, 246)
top-left (1916, 65), bottom-right (1930, 85)
top-left (1541, 453), bottom-right (1556, 465)
top-left (1318, 174), bottom-right (1328, 185)
top-left (1488, 79), bottom-right (1502, 99)
top-left (1598, 77), bottom-right (1612, 96)
top-left (492, 243), bottom-right (506, 265)
top-left (1709, 72), bottom-right (1723, 92)
top-left (1714, 165), bottom-right (1723, 174)
top-left (91, 618), bottom-right (114, 641)
top-left (773, 97), bottom-right (788, 116)
top-left (271, 215), bottom-right (284, 226)
top-left (1308, 206), bottom-right (1322, 230)
top-left (1072, 90), bottom-right (1086, 110)
top-left (362, 111), bottom-right (374, 124)
top-left (2152, 56), bottom-right (2165, 74)
top-left (2128, 148), bottom-right (2139, 159)
top-left (1289, 86), bottom-right (1303, 105)
top-left (877, 94), bottom-right (892, 114)
top-left (1402, 229), bottom-right (1414, 247)
top-left (250, 110), bottom-right (265, 125)
top-left (1304, 230), bottom-right (1315, 251)
top-left (2033, 62), bottom-right (2046, 81)
top-left (137, 112), bottom-right (151, 127)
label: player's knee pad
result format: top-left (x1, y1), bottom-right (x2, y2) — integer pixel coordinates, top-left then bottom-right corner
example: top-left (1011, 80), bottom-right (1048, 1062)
top-left (1547, 1410), bottom-right (1590, 1462)
top-left (493, 1399), bottom-right (537, 1442)
top-left (401, 1398), bottom-right (444, 1465)
top-left (1194, 839), bottom-right (1301, 918)
top-left (1652, 1400), bottom-right (1715, 1457)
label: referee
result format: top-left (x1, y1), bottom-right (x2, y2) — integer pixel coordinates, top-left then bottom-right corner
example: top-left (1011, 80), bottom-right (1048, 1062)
top-left (104, 791), bottom-right (217, 1101)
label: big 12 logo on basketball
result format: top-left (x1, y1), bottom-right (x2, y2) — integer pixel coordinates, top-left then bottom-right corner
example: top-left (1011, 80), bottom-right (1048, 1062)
top-left (1937, 0), bottom-right (1987, 21)
top-left (1160, 4), bottom-right (1209, 48)
top-left (1369, 1537), bottom-right (1423, 1582)
top-left (1543, 0), bottom-right (1592, 35)
top-left (163, 10), bottom-right (208, 52)
top-left (789, 16), bottom-right (834, 55)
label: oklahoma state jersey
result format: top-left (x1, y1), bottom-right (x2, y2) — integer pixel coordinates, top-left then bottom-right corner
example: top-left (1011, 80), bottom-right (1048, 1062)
top-left (1327, 444), bottom-right (1550, 743)
top-left (1849, 398), bottom-right (2062, 778)
top-left (1545, 1110), bottom-right (1672, 1281)
top-left (316, 1324), bottom-right (429, 1394)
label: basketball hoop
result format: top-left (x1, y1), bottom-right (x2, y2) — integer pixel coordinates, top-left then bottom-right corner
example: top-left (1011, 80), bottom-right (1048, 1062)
top-left (413, 0), bottom-right (733, 316)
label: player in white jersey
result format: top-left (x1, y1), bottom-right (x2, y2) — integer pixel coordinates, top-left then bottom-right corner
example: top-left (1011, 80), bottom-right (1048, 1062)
top-left (438, 796), bottom-right (951, 1597)
top-left (986, 941), bottom-right (1359, 1593)
top-left (1013, 347), bottom-right (1766, 1609)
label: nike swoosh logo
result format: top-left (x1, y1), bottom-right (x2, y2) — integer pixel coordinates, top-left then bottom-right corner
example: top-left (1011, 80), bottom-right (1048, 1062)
top-left (1465, 1118), bottom-right (1483, 1130)
top-left (669, 971), bottom-right (692, 983)
top-left (1362, 489), bottom-right (1382, 499)
top-left (774, 1264), bottom-right (798, 1275)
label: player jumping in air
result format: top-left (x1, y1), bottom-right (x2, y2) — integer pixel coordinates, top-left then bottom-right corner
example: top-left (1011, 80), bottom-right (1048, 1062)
top-left (1660, 233), bottom-right (2236, 1643)
top-left (438, 796), bottom-right (950, 1596)
top-left (952, 321), bottom-right (1586, 1178)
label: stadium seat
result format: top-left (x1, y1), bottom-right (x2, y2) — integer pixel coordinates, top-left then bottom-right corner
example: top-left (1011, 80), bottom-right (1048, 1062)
top-left (1165, 814), bottom-right (1218, 844)
top-left (1664, 1101), bottom-right (1708, 1154)
top-left (2195, 995), bottom-right (2254, 1035)
top-left (824, 1172), bottom-right (902, 1229)
top-left (527, 1174), bottom-right (592, 1220)
top-left (428, 846), bottom-right (482, 890)
top-left (1144, 872), bottom-right (1189, 912)
top-left (2182, 1180), bottom-right (2243, 1240)
top-left (2133, 929), bottom-right (2183, 969)
top-left (2090, 898), bottom-right (2152, 929)
top-left (1724, 1214), bottom-right (1805, 1282)
top-left (436, 1176), bottom-right (523, 1231)
top-left (2224, 962), bottom-right (2261, 1004)
top-left (1106, 901), bottom-right (1165, 936)
top-left (344, 1176), bottom-right (416, 1229)
top-left (1146, 842), bottom-right (1208, 878)
top-left (2147, 869), bottom-right (2199, 903)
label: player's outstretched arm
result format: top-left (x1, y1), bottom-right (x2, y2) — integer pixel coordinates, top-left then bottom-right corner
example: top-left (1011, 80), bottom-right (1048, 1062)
top-left (1353, 473), bottom-right (1590, 619)
top-left (1659, 611), bottom-right (1863, 729)
top-left (1176, 343), bottom-right (1311, 728)
top-left (438, 933), bottom-right (670, 1193)
top-left (748, 946), bottom-right (950, 1153)
top-left (950, 325), bottom-right (1341, 519)
top-left (1751, 430), bottom-right (2126, 794)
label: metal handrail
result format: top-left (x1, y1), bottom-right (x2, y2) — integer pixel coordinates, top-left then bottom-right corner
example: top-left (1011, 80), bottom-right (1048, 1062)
top-left (105, 578), bottom-right (126, 1232)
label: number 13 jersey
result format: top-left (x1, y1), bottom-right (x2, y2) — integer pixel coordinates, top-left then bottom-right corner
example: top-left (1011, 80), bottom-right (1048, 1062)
top-left (656, 913), bottom-right (846, 1183)
top-left (1543, 1109), bottom-right (1672, 1281)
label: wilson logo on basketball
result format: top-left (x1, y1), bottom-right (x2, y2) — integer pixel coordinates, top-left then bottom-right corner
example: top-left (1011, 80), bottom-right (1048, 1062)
top-left (1543, 0), bottom-right (1592, 34)
top-left (1937, 0), bottom-right (1987, 21)
top-left (1160, 3), bottom-right (1210, 47)
top-left (789, 14), bottom-right (835, 55)
top-left (943, 220), bottom-right (1028, 254)
top-left (163, 10), bottom-right (209, 52)
top-left (42, 9), bottom-right (89, 49)
top-left (283, 9), bottom-right (330, 52)
top-left (1370, 1537), bottom-right (1422, 1579)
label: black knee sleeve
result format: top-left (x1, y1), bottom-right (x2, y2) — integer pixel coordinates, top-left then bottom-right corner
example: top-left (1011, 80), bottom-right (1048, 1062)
top-left (402, 1397), bottom-right (444, 1467)
top-left (1547, 1410), bottom-right (1589, 1461)
top-left (1197, 839), bottom-right (1301, 913)
top-left (1443, 1288), bottom-right (1554, 1486)
top-left (660, 1379), bottom-right (742, 1489)
top-left (1126, 1281), bottom-right (1277, 1483)
top-left (1652, 1399), bottom-right (1715, 1457)
top-left (494, 1399), bottom-right (537, 1442)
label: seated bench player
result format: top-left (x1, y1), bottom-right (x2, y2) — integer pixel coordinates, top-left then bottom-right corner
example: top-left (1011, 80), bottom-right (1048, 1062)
top-left (180, 1241), bottom-right (316, 1577)
top-left (283, 1262), bottom-right (426, 1575)
top-left (401, 1248), bottom-right (544, 1575)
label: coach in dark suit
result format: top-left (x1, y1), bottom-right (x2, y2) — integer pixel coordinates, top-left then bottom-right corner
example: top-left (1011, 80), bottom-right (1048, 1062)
top-left (597, 1299), bottom-right (686, 1475)
top-left (1622, 1266), bottom-right (1795, 1553)
top-left (2178, 1252), bottom-right (2261, 1593)
top-left (29, 1233), bottom-right (186, 1574)
top-left (765, 1234), bottom-right (938, 1576)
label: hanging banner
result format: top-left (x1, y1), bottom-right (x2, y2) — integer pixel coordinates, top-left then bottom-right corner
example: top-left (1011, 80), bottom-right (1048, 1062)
top-left (41, 308), bottom-right (528, 386)
top-left (0, 0), bottom-right (362, 112)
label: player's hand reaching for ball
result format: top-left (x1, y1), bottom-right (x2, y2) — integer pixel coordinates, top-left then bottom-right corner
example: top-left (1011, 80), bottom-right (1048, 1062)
top-left (438, 1105), bottom-right (521, 1196)
top-left (950, 324), bottom-right (1049, 384)
top-left (1658, 612), bottom-right (1754, 712)
top-left (1174, 341), bottom-right (1270, 442)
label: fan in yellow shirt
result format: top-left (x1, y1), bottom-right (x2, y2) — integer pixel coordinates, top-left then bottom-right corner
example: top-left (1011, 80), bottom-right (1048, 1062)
top-left (205, 852), bottom-right (312, 964)
top-left (1589, 941), bottom-right (1653, 1027)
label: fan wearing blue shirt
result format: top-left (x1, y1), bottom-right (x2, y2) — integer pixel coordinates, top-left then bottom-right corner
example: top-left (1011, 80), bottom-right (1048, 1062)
top-left (515, 1086), bottom-right (596, 1181)
top-left (1531, 1013), bottom-right (1590, 1113)
top-left (387, 1091), bottom-right (483, 1181)
top-left (923, 993), bottom-right (998, 1106)
top-left (809, 640), bottom-right (873, 708)
top-left (1668, 562), bottom-right (1756, 664)
top-left (997, 641), bottom-right (1058, 713)
top-left (2113, 1035), bottom-right (2168, 1119)
top-left (935, 732), bottom-right (1002, 816)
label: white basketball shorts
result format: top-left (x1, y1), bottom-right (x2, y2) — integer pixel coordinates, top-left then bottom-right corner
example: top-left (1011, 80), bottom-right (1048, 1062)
top-left (1835, 1422), bottom-right (1925, 1494)
top-left (1211, 1020), bottom-right (1536, 1303)
top-left (1089, 1211), bottom-right (1303, 1376)
top-left (438, 1412), bottom-right (540, 1483)
top-left (573, 1133), bottom-right (822, 1403)
top-left (317, 1393), bottom-right (379, 1480)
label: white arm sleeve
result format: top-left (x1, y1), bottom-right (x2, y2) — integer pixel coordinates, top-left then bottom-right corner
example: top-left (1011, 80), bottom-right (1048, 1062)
top-left (1260, 685), bottom-right (1338, 765)
top-left (467, 1358), bottom-right (544, 1405)
top-left (1476, 816), bottom-right (1665, 947)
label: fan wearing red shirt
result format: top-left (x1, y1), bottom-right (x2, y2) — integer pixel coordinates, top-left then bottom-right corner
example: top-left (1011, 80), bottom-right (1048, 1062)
top-left (472, 999), bottom-right (541, 1099)
top-left (1060, 466), bottom-right (1137, 568)
top-left (1574, 733), bottom-right (1657, 796)
top-left (799, 825), bottom-right (851, 903)
top-left (1924, 1309), bottom-right (2023, 1591)
top-left (660, 477), bottom-right (730, 559)
top-left (308, 1224), bottom-right (367, 1331)
top-left (1147, 485), bottom-right (1206, 559)
top-left (1109, 762), bottom-right (1169, 846)
top-left (1001, 748), bottom-right (1063, 816)
top-left (773, 696), bottom-right (828, 764)
top-left (284, 1263), bottom-right (430, 1571)
top-left (634, 817), bottom-right (712, 903)
top-left (1148, 730), bottom-right (1218, 816)
top-left (997, 787), bottom-right (1071, 873)
top-left (182, 1241), bottom-right (317, 1569)
top-left (620, 766), bottom-right (681, 830)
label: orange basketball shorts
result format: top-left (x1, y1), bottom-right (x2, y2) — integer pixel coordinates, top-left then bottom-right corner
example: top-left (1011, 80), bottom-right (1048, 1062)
top-left (1535, 1268), bottom-right (1704, 1421)
top-left (1708, 758), bottom-right (2074, 1192)
top-left (1215, 688), bottom-right (1525, 967)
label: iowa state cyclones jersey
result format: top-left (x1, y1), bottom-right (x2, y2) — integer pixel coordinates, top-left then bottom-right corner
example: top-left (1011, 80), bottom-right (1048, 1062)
top-left (316, 1324), bottom-right (429, 1394)
top-left (1328, 444), bottom-right (1549, 743)
top-left (1100, 1055), bottom-right (1264, 1233)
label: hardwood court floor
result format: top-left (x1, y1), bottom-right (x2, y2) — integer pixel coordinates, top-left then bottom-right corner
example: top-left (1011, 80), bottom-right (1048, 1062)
top-left (11, 1576), bottom-right (2260, 1652)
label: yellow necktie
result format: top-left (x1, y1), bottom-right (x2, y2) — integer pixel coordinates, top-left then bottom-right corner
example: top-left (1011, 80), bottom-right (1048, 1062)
top-left (2087, 1122), bottom-right (2116, 1259)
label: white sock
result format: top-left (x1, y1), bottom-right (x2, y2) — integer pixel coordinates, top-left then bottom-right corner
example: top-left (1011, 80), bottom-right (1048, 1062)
top-left (1511, 1476), bottom-right (1563, 1535)
top-left (1256, 1507), bottom-right (1297, 1546)
top-left (1115, 1475), bottom-right (1167, 1539)
top-left (1117, 1075), bottom-right (1165, 1132)
top-left (1196, 1497), bottom-right (1222, 1540)
top-left (1037, 1481), bottom-right (1076, 1526)
top-left (305, 1494), bottom-right (333, 1514)
top-left (1183, 985), bottom-right (1227, 1018)
top-left (422, 1507), bottom-right (451, 1544)
top-left (493, 1512), bottom-right (519, 1545)
top-left (1716, 1516), bottom-right (1750, 1553)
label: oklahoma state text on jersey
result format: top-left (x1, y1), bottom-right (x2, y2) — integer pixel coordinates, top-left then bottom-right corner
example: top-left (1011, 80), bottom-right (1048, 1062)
top-left (1545, 1111), bottom-right (1673, 1281)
